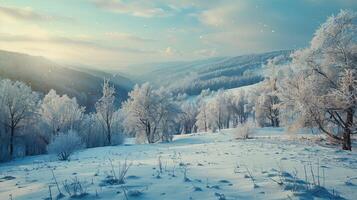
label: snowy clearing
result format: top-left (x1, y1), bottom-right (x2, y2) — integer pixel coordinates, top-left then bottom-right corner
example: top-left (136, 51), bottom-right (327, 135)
top-left (1, 128), bottom-right (356, 200)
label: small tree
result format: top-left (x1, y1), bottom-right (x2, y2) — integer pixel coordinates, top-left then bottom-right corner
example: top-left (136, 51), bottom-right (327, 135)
top-left (95, 79), bottom-right (116, 145)
top-left (179, 102), bottom-right (198, 134)
top-left (122, 83), bottom-right (179, 143)
top-left (255, 78), bottom-right (280, 127)
top-left (196, 101), bottom-right (209, 132)
top-left (40, 89), bottom-right (85, 139)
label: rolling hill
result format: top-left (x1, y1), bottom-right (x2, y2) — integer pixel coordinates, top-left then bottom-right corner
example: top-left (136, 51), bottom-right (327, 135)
top-left (0, 50), bottom-right (134, 111)
top-left (126, 50), bottom-right (292, 95)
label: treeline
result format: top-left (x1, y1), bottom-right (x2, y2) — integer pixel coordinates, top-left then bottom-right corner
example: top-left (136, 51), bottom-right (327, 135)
top-left (0, 76), bottom-right (260, 162)
top-left (0, 80), bottom-right (124, 162)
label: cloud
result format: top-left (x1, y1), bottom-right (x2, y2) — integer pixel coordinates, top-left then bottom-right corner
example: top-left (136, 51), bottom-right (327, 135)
top-left (197, 3), bottom-right (247, 27)
top-left (0, 5), bottom-right (72, 22)
top-left (105, 32), bottom-right (156, 43)
top-left (93, 0), bottom-right (171, 17)
top-left (0, 33), bottom-right (156, 54)
top-left (198, 6), bottom-right (235, 27)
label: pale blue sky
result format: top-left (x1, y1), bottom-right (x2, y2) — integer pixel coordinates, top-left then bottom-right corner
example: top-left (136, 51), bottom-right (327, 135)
top-left (0, 0), bottom-right (356, 69)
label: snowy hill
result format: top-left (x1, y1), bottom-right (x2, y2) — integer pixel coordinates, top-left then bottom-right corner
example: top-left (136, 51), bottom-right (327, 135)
top-left (0, 50), bottom-right (134, 111)
top-left (126, 50), bottom-right (292, 95)
top-left (0, 128), bottom-right (355, 200)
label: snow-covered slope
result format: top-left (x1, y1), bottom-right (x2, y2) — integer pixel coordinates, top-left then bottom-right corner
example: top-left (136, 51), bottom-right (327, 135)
top-left (125, 50), bottom-right (291, 95)
top-left (1, 128), bottom-right (356, 200)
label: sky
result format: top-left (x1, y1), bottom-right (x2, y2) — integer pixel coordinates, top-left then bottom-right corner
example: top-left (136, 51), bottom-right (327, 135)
top-left (0, 0), bottom-right (356, 70)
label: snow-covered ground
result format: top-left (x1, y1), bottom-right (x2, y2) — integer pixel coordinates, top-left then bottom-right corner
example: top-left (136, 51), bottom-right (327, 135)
top-left (1, 128), bottom-right (356, 200)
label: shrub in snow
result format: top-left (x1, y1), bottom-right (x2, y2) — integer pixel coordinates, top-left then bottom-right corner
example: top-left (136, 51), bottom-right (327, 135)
top-left (47, 130), bottom-right (84, 161)
top-left (235, 123), bottom-right (255, 139)
top-left (62, 176), bottom-right (88, 198)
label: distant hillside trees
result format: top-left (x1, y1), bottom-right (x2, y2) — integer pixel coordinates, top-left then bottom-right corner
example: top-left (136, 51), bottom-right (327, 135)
top-left (194, 89), bottom-right (253, 133)
top-left (169, 75), bottom-right (263, 96)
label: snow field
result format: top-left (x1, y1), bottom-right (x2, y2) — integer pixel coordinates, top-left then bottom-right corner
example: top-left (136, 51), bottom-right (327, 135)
top-left (1, 128), bottom-right (356, 200)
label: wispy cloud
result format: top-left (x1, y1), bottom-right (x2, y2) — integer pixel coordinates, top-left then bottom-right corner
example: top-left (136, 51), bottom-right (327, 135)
top-left (93, 0), bottom-right (171, 17)
top-left (198, 5), bottom-right (242, 27)
top-left (0, 33), bottom-right (156, 54)
top-left (105, 32), bottom-right (156, 43)
top-left (0, 5), bottom-right (72, 22)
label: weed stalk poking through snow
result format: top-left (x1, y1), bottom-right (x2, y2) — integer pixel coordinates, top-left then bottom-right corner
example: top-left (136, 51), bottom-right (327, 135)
top-left (102, 158), bottom-right (132, 185)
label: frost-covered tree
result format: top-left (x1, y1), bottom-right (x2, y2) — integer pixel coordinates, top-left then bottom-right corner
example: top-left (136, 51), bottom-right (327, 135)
top-left (204, 90), bottom-right (232, 131)
top-left (80, 113), bottom-right (106, 147)
top-left (195, 89), bottom-right (214, 132)
top-left (281, 10), bottom-right (356, 150)
top-left (122, 83), bottom-right (179, 143)
top-left (95, 79), bottom-right (116, 145)
top-left (179, 102), bottom-right (198, 134)
top-left (229, 90), bottom-right (249, 126)
top-left (255, 56), bottom-right (281, 128)
top-left (40, 89), bottom-right (85, 139)
top-left (255, 80), bottom-right (280, 127)
top-left (255, 54), bottom-right (285, 127)
top-left (155, 87), bottom-right (180, 142)
top-left (196, 101), bottom-right (209, 132)
top-left (0, 79), bottom-right (39, 157)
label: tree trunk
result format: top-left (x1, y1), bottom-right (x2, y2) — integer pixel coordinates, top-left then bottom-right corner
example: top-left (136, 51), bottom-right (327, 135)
top-left (107, 122), bottom-right (111, 145)
top-left (146, 123), bottom-right (152, 143)
top-left (204, 120), bottom-right (207, 132)
top-left (275, 117), bottom-right (280, 127)
top-left (342, 109), bottom-right (353, 151)
top-left (9, 125), bottom-right (15, 158)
